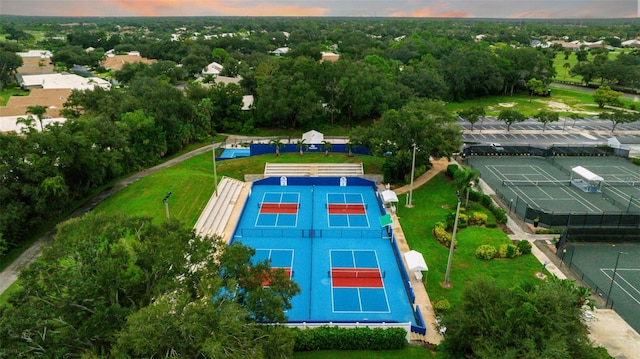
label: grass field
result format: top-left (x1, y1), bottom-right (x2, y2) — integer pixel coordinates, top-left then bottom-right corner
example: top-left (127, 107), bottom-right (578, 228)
top-left (553, 49), bottom-right (625, 82)
top-left (397, 173), bottom-right (545, 305)
top-left (445, 86), bottom-right (635, 117)
top-left (93, 152), bottom-right (386, 226)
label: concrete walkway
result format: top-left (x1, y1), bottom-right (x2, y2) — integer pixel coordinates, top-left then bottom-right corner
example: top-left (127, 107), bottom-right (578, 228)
top-left (384, 158), bottom-right (450, 344)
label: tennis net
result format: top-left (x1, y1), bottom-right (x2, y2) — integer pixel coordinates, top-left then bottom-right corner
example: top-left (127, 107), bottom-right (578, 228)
top-left (501, 179), bottom-right (570, 187)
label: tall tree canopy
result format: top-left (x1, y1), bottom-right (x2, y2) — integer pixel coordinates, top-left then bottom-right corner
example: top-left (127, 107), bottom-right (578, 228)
top-left (439, 279), bottom-right (604, 359)
top-left (0, 214), bottom-right (299, 358)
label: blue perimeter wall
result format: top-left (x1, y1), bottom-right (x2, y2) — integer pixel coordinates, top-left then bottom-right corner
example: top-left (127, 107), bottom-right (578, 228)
top-left (238, 176), bottom-right (426, 335)
top-left (251, 143), bottom-right (369, 156)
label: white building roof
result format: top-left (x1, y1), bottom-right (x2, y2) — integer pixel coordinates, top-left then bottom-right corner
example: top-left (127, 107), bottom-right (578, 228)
top-left (20, 73), bottom-right (111, 91)
top-left (572, 166), bottom-right (604, 182)
top-left (17, 50), bottom-right (52, 58)
top-left (203, 62), bottom-right (223, 75)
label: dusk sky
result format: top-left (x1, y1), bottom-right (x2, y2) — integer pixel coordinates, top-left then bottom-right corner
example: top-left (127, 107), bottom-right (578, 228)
top-left (2, 0), bottom-right (638, 18)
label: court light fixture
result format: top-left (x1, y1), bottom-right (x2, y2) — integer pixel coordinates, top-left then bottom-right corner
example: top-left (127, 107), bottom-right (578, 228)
top-left (606, 251), bottom-right (627, 308)
top-left (407, 142), bottom-right (418, 208)
top-left (212, 139), bottom-right (219, 197)
top-left (163, 191), bottom-right (172, 223)
top-left (444, 190), bottom-right (462, 287)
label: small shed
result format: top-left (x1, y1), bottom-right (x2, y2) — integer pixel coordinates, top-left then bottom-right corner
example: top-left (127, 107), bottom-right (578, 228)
top-left (302, 130), bottom-right (324, 144)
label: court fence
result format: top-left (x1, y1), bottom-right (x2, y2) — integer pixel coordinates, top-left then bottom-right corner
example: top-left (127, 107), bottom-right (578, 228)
top-left (462, 144), bottom-right (629, 158)
top-left (557, 243), bottom-right (616, 309)
top-left (494, 187), bottom-right (640, 228)
top-left (555, 228), bottom-right (640, 308)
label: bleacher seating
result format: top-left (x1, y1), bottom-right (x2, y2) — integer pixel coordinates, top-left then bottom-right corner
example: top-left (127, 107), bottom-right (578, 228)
top-left (193, 176), bottom-right (246, 240)
top-left (264, 163), bottom-right (364, 177)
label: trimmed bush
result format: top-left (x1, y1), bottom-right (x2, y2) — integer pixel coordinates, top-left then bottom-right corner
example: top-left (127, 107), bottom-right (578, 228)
top-left (475, 244), bottom-right (497, 260)
top-left (516, 240), bottom-right (532, 255)
top-left (485, 220), bottom-right (497, 228)
top-left (498, 244), bottom-right (520, 258)
top-left (293, 326), bottom-right (407, 351)
top-left (446, 163), bottom-right (460, 177)
top-left (433, 298), bottom-right (451, 315)
top-left (433, 221), bottom-right (453, 247)
top-left (470, 212), bottom-right (488, 225)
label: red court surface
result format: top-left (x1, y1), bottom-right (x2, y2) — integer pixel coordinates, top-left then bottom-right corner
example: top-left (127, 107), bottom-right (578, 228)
top-left (328, 203), bottom-right (366, 215)
top-left (260, 203), bottom-right (299, 214)
top-left (331, 268), bottom-right (383, 287)
top-left (260, 268), bottom-right (292, 286)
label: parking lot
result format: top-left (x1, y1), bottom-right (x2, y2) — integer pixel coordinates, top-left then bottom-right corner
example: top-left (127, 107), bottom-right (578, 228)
top-left (459, 117), bottom-right (640, 146)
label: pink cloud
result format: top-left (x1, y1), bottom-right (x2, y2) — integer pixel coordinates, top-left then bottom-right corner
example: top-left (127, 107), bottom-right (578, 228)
top-left (107, 0), bottom-right (328, 16)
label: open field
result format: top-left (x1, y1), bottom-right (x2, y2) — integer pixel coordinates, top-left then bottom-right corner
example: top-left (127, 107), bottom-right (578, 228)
top-left (446, 86), bottom-right (634, 117)
top-left (553, 49), bottom-right (625, 82)
top-left (93, 152), bottom-right (386, 226)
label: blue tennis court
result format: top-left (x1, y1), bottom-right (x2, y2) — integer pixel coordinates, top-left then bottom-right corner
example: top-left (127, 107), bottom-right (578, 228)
top-left (231, 177), bottom-right (416, 325)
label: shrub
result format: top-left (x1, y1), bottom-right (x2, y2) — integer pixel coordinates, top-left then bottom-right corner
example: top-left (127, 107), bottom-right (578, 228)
top-left (293, 326), bottom-right (407, 351)
top-left (457, 213), bottom-right (468, 228)
top-left (498, 244), bottom-right (520, 258)
top-left (433, 298), bottom-right (451, 315)
top-left (485, 220), bottom-right (497, 228)
top-left (517, 240), bottom-right (532, 255)
top-left (470, 212), bottom-right (488, 225)
top-left (446, 163), bottom-right (460, 177)
top-left (434, 221), bottom-right (454, 248)
top-left (475, 244), bottom-right (497, 260)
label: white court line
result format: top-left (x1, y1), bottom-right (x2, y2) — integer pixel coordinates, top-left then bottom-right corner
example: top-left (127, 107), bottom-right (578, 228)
top-left (531, 165), bottom-right (601, 212)
top-left (600, 268), bottom-right (640, 305)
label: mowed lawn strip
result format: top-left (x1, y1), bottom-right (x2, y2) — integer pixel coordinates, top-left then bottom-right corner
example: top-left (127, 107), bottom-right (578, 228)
top-left (93, 151), bottom-right (385, 226)
top-left (398, 173), bottom-right (543, 305)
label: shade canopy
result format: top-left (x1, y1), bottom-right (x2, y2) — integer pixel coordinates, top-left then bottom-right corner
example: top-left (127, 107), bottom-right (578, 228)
top-left (381, 189), bottom-right (399, 203)
top-left (404, 250), bottom-right (428, 271)
top-left (572, 166), bottom-right (603, 182)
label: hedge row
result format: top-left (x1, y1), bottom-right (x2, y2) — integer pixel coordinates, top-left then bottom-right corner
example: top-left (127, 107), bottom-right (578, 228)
top-left (293, 326), bottom-right (407, 351)
top-left (447, 164), bottom-right (508, 224)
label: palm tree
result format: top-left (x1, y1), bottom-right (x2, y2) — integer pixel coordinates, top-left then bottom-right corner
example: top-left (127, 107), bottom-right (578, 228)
top-left (345, 141), bottom-right (354, 157)
top-left (296, 139), bottom-right (308, 156)
top-left (26, 105), bottom-right (48, 131)
top-left (321, 140), bottom-right (332, 156)
top-left (269, 138), bottom-right (284, 157)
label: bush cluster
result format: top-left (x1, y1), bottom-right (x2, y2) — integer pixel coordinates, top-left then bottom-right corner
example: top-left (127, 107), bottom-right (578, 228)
top-left (470, 212), bottom-right (488, 225)
top-left (475, 244), bottom-right (497, 260)
top-left (469, 190), bottom-right (508, 224)
top-left (499, 243), bottom-right (521, 258)
top-left (432, 298), bottom-right (451, 315)
top-left (516, 240), bottom-right (532, 254)
top-left (293, 326), bottom-right (407, 351)
top-left (433, 221), bottom-right (454, 247)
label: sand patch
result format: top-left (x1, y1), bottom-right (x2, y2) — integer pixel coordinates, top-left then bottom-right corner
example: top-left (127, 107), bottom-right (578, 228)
top-left (498, 102), bottom-right (516, 108)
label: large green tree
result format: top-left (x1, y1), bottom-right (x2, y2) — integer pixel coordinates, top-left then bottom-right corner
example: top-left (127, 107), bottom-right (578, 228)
top-left (0, 214), bottom-right (299, 358)
top-left (350, 100), bottom-right (461, 182)
top-left (593, 86), bottom-right (622, 108)
top-left (498, 108), bottom-right (526, 131)
top-left (439, 279), bottom-right (606, 359)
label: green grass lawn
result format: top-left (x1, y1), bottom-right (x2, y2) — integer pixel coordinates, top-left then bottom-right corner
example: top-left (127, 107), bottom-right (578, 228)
top-left (398, 173), bottom-right (544, 305)
top-left (0, 86), bottom-right (30, 106)
top-left (93, 152), bottom-right (385, 226)
top-left (445, 86), bottom-right (629, 117)
top-left (553, 49), bottom-right (625, 82)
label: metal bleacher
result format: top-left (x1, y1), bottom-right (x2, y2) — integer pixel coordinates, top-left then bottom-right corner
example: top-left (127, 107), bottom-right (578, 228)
top-left (264, 163), bottom-right (364, 177)
top-left (193, 176), bottom-right (246, 241)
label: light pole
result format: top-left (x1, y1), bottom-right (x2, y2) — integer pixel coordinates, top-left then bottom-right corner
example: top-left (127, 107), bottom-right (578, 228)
top-left (407, 142), bottom-right (417, 208)
top-left (212, 140), bottom-right (218, 196)
top-left (444, 191), bottom-right (462, 287)
top-left (465, 181), bottom-right (474, 208)
top-left (606, 251), bottom-right (627, 307)
top-left (163, 191), bottom-right (172, 223)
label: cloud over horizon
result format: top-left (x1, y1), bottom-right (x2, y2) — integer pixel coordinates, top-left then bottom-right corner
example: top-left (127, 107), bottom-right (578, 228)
top-left (2, 0), bottom-right (637, 18)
